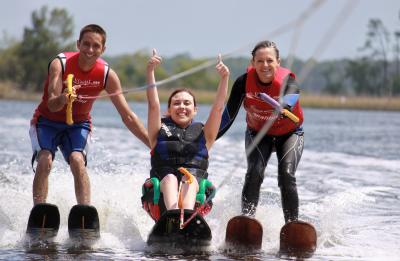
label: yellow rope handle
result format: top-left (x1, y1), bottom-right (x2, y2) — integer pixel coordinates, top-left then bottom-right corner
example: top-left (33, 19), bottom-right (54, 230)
top-left (282, 109), bottom-right (300, 123)
top-left (66, 74), bottom-right (74, 125)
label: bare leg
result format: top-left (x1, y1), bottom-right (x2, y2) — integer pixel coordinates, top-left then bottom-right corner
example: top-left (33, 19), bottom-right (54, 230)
top-left (33, 150), bottom-right (53, 204)
top-left (181, 178), bottom-right (199, 209)
top-left (69, 152), bottom-right (90, 204)
top-left (160, 174), bottom-right (179, 209)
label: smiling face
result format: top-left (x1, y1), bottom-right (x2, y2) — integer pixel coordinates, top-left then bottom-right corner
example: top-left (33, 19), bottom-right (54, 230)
top-left (76, 32), bottom-right (105, 69)
top-left (251, 47), bottom-right (281, 84)
top-left (167, 91), bottom-right (197, 128)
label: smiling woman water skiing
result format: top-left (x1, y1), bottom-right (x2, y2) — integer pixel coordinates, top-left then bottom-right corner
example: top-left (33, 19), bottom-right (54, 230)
top-left (142, 50), bottom-right (229, 223)
top-left (217, 40), bottom-right (304, 222)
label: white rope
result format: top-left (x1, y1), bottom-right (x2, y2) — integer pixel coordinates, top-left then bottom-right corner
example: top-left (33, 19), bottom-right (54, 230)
top-left (79, 0), bottom-right (327, 100)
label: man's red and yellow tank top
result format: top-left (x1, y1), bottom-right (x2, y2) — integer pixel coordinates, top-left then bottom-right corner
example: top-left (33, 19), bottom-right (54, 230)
top-left (243, 66), bottom-right (303, 136)
top-left (31, 52), bottom-right (109, 124)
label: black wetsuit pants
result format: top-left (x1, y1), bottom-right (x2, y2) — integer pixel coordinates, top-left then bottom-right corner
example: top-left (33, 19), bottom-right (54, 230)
top-left (242, 128), bottom-right (304, 223)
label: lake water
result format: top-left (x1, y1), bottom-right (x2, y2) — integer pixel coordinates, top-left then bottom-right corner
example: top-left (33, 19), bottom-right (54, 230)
top-left (0, 99), bottom-right (399, 260)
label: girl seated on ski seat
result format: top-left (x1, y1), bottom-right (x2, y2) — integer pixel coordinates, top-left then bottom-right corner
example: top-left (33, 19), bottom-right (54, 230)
top-left (141, 49), bottom-right (229, 222)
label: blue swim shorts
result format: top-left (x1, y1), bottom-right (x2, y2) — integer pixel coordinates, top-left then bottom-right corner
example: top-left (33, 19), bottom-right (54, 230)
top-left (30, 116), bottom-right (91, 164)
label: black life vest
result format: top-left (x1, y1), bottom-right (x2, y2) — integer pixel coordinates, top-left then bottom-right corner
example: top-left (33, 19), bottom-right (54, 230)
top-left (151, 117), bottom-right (209, 177)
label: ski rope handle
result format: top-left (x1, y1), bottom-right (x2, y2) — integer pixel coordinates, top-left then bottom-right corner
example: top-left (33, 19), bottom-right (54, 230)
top-left (66, 74), bottom-right (74, 125)
top-left (282, 109), bottom-right (300, 123)
top-left (258, 93), bottom-right (299, 123)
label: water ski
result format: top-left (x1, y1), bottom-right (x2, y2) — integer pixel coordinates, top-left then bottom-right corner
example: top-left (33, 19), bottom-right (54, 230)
top-left (26, 203), bottom-right (60, 242)
top-left (279, 220), bottom-right (317, 258)
top-left (225, 215), bottom-right (263, 250)
top-left (147, 209), bottom-right (211, 247)
top-left (68, 204), bottom-right (100, 244)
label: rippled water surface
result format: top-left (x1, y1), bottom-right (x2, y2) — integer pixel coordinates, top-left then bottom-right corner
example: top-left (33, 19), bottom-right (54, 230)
top-left (1, 100), bottom-right (399, 260)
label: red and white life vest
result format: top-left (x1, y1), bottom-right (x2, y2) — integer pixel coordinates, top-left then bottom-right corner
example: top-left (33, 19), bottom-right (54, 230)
top-left (243, 66), bottom-right (303, 136)
top-left (31, 52), bottom-right (109, 124)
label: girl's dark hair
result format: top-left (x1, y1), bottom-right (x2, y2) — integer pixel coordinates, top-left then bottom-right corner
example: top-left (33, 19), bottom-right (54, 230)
top-left (251, 40), bottom-right (279, 59)
top-left (79, 24), bottom-right (107, 45)
top-left (167, 88), bottom-right (197, 108)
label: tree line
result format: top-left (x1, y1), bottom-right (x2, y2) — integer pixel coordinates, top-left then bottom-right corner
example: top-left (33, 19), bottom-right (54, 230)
top-left (1, 6), bottom-right (399, 96)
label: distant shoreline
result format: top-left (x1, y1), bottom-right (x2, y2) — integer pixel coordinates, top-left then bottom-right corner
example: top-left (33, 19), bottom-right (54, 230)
top-left (1, 85), bottom-right (399, 111)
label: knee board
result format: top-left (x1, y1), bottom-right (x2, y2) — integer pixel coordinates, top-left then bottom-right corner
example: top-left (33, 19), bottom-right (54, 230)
top-left (147, 209), bottom-right (211, 247)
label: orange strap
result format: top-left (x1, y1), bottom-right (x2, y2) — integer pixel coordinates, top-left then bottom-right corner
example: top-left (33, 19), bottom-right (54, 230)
top-left (177, 167), bottom-right (194, 208)
top-left (177, 167), bottom-right (194, 228)
top-left (178, 167), bottom-right (194, 184)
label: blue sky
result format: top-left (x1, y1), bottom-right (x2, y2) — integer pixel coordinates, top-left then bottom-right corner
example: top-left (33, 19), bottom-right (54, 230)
top-left (1, 0), bottom-right (399, 61)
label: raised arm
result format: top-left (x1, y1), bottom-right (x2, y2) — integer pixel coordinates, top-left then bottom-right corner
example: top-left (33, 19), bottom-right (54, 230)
top-left (106, 68), bottom-right (150, 148)
top-left (216, 74), bottom-right (246, 139)
top-left (146, 49), bottom-right (163, 149)
top-left (203, 54), bottom-right (229, 150)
